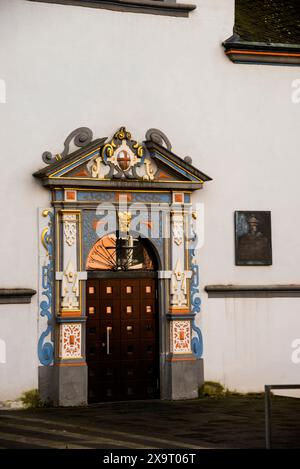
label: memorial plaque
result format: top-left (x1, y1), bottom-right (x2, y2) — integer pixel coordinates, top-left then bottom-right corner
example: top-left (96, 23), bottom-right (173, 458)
top-left (235, 211), bottom-right (272, 266)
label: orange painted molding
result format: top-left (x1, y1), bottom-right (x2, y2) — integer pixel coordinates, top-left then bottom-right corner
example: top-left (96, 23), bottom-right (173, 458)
top-left (55, 361), bottom-right (87, 367)
top-left (169, 308), bottom-right (190, 314)
top-left (58, 311), bottom-right (82, 317)
top-left (166, 356), bottom-right (196, 362)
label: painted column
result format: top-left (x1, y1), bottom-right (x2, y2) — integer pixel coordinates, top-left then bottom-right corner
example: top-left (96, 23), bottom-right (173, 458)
top-left (166, 192), bottom-right (203, 399)
top-left (53, 208), bottom-right (88, 406)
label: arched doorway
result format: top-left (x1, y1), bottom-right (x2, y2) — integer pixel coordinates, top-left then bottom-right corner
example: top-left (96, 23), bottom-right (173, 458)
top-left (85, 233), bottom-right (159, 402)
top-left (35, 126), bottom-right (211, 406)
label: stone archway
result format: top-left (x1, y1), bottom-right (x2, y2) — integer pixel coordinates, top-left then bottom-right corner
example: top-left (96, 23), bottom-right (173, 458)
top-left (85, 233), bottom-right (160, 402)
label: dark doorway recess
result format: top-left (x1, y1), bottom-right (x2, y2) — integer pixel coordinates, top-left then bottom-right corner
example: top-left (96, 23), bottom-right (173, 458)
top-left (86, 275), bottom-right (159, 402)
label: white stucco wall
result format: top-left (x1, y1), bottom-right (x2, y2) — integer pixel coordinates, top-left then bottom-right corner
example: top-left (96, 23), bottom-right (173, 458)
top-left (0, 303), bottom-right (38, 401)
top-left (202, 296), bottom-right (300, 396)
top-left (0, 0), bottom-right (300, 399)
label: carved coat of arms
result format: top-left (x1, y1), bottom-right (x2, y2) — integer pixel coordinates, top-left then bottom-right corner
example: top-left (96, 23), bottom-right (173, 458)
top-left (89, 127), bottom-right (156, 181)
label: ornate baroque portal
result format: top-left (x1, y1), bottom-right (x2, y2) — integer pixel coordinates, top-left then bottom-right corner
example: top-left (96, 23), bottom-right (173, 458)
top-left (35, 126), bottom-right (211, 406)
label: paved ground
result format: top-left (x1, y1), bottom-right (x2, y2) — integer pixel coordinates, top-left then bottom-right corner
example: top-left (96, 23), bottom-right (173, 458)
top-left (0, 396), bottom-right (299, 449)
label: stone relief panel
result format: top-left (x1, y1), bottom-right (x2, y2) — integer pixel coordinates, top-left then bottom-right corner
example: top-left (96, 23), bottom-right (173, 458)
top-left (61, 261), bottom-right (80, 309)
top-left (63, 213), bottom-right (77, 247)
top-left (172, 212), bottom-right (184, 246)
top-left (170, 259), bottom-right (188, 308)
top-left (170, 320), bottom-right (191, 354)
top-left (59, 323), bottom-right (82, 359)
top-left (56, 211), bottom-right (87, 314)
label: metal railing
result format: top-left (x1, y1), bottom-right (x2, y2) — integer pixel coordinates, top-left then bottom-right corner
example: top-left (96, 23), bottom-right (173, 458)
top-left (265, 384), bottom-right (300, 449)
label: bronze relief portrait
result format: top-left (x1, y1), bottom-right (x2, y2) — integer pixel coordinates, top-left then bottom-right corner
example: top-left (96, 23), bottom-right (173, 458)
top-left (235, 211), bottom-right (272, 266)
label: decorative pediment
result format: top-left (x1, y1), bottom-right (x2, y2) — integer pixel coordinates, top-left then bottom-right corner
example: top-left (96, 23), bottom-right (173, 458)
top-left (34, 127), bottom-right (212, 190)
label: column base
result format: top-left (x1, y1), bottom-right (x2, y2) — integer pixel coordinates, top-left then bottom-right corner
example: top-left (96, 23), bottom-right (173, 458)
top-left (38, 366), bottom-right (55, 404)
top-left (52, 363), bottom-right (88, 407)
top-left (166, 356), bottom-right (204, 400)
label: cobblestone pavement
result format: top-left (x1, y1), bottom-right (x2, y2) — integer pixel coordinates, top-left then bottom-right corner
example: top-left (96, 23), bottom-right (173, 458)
top-left (0, 396), bottom-right (299, 449)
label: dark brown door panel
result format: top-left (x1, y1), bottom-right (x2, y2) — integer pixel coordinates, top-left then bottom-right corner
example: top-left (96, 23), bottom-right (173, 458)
top-left (140, 340), bottom-right (156, 360)
top-left (86, 280), bottom-right (100, 300)
top-left (139, 360), bottom-right (157, 379)
top-left (99, 299), bottom-right (121, 319)
top-left (99, 362), bottom-right (121, 381)
top-left (140, 278), bottom-right (156, 299)
top-left (87, 277), bottom-right (159, 402)
top-left (141, 298), bottom-right (156, 318)
top-left (120, 299), bottom-right (140, 320)
top-left (120, 320), bottom-right (140, 340)
top-left (140, 319), bottom-right (156, 339)
top-left (86, 345), bottom-right (99, 362)
top-left (100, 340), bottom-right (121, 361)
top-left (100, 382), bottom-right (122, 401)
top-left (121, 340), bottom-right (140, 360)
top-left (121, 360), bottom-right (140, 380)
top-left (100, 279), bottom-right (121, 299)
top-left (121, 381), bottom-right (141, 400)
top-left (120, 279), bottom-right (140, 299)
top-left (100, 320), bottom-right (121, 341)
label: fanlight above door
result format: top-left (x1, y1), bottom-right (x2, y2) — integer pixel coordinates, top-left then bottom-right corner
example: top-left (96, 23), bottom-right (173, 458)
top-left (86, 234), bottom-right (156, 271)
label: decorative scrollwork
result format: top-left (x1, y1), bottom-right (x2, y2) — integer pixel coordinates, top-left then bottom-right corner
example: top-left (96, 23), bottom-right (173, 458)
top-left (102, 143), bottom-right (115, 160)
top-left (38, 210), bottom-right (54, 366)
top-left (42, 127), bottom-right (93, 165)
top-left (190, 230), bottom-right (203, 359)
top-left (145, 128), bottom-right (172, 151)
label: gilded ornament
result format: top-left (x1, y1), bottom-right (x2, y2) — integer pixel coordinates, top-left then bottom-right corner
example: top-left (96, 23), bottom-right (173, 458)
top-left (118, 211), bottom-right (132, 233)
top-left (41, 227), bottom-right (50, 252)
top-left (42, 209), bottom-right (51, 218)
top-left (114, 127), bottom-right (131, 141)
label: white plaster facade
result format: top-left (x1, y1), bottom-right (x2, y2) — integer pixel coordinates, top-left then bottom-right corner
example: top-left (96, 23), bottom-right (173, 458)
top-left (203, 298), bottom-right (300, 396)
top-left (0, 304), bottom-right (38, 400)
top-left (0, 0), bottom-right (300, 400)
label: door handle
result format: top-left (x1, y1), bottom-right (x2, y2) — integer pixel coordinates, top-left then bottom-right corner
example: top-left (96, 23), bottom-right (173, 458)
top-left (106, 326), bottom-right (112, 355)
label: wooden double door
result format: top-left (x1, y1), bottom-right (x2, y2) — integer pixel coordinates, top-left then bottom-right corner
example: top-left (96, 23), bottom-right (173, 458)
top-left (86, 277), bottom-right (159, 402)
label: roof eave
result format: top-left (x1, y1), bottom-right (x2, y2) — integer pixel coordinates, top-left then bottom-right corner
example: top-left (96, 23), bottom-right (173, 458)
top-left (144, 140), bottom-right (212, 183)
top-left (39, 177), bottom-right (204, 191)
top-left (223, 33), bottom-right (300, 52)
